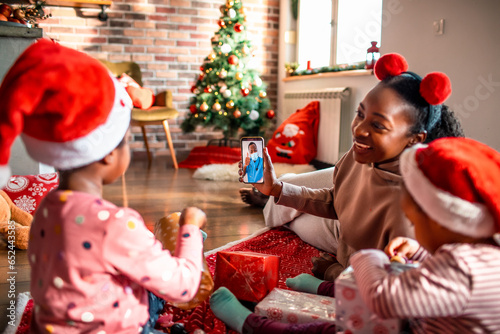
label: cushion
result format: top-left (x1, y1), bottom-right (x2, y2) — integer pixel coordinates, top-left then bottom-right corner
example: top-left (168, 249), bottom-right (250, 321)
top-left (179, 146), bottom-right (242, 169)
top-left (2, 173), bottom-right (59, 214)
top-left (118, 73), bottom-right (155, 110)
top-left (267, 101), bottom-right (320, 164)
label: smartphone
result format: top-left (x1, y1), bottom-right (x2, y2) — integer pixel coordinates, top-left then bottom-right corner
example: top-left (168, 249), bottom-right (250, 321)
top-left (241, 136), bottom-right (265, 184)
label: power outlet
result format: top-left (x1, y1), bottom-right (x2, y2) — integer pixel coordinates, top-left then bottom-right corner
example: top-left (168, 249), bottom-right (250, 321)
top-left (433, 19), bottom-right (445, 35)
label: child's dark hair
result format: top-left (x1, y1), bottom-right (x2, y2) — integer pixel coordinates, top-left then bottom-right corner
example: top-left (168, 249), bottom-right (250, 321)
top-left (381, 75), bottom-right (465, 143)
top-left (248, 142), bottom-right (256, 148)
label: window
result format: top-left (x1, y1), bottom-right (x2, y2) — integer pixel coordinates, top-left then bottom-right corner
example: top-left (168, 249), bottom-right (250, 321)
top-left (296, 0), bottom-right (382, 70)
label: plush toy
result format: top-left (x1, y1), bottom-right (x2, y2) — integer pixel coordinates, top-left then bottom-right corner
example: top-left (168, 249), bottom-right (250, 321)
top-left (0, 190), bottom-right (33, 249)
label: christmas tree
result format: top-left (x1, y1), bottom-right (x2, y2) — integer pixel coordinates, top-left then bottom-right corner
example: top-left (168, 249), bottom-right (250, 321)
top-left (181, 0), bottom-right (275, 139)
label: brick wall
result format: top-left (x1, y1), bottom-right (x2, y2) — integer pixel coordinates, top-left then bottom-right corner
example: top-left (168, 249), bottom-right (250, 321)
top-left (38, 0), bottom-right (279, 162)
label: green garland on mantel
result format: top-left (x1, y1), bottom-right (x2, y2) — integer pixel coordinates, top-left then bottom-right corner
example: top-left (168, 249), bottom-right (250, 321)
top-left (290, 63), bottom-right (367, 77)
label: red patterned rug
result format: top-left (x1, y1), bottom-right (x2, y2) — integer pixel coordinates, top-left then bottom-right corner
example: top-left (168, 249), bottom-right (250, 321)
top-left (15, 227), bottom-right (323, 334)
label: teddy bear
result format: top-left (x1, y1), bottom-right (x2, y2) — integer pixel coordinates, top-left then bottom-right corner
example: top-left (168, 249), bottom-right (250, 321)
top-left (0, 190), bottom-right (33, 250)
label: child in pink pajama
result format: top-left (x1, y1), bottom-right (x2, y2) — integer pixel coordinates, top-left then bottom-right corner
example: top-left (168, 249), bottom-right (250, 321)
top-left (0, 40), bottom-right (206, 333)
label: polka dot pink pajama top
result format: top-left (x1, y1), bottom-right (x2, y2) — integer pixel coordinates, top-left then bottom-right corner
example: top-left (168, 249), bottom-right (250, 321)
top-left (27, 190), bottom-right (203, 333)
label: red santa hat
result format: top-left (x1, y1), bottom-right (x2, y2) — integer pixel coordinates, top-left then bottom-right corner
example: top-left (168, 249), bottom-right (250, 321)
top-left (400, 138), bottom-right (500, 240)
top-left (0, 39), bottom-right (132, 188)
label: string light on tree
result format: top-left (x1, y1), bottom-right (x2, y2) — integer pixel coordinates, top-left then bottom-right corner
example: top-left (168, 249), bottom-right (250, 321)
top-left (181, 0), bottom-right (273, 139)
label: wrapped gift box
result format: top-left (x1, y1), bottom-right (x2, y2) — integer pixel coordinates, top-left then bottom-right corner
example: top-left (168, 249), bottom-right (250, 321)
top-left (214, 251), bottom-right (280, 302)
top-left (335, 263), bottom-right (417, 333)
top-left (255, 288), bottom-right (336, 325)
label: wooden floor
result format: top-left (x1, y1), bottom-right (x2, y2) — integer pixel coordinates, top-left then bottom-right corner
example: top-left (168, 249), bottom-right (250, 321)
top-left (0, 156), bottom-right (266, 331)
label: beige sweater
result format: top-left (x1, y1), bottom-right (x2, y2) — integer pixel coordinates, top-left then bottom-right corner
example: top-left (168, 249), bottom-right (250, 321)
top-left (276, 147), bottom-right (414, 269)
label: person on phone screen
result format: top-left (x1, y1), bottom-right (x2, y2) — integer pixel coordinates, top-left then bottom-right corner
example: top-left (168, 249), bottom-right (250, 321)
top-left (242, 142), bottom-right (263, 183)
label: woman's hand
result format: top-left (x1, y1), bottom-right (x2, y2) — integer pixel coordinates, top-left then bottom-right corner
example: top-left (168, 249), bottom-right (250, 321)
top-left (384, 236), bottom-right (420, 259)
top-left (179, 207), bottom-right (207, 230)
top-left (238, 148), bottom-right (282, 197)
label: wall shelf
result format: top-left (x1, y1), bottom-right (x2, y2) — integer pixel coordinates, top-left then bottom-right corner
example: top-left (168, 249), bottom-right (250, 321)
top-left (45, 0), bottom-right (112, 8)
top-left (283, 69), bottom-right (373, 82)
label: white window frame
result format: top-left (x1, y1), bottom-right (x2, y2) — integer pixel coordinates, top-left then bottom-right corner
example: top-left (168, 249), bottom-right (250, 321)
top-left (296, 0), bottom-right (382, 70)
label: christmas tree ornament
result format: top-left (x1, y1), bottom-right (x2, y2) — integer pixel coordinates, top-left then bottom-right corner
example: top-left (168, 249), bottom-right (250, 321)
top-left (239, 7), bottom-right (247, 15)
top-left (218, 19), bottom-right (225, 28)
top-left (200, 102), bottom-right (209, 112)
top-left (221, 44), bottom-right (232, 54)
top-left (266, 109), bottom-right (275, 119)
top-left (200, 65), bottom-right (205, 72)
top-left (199, 73), bottom-right (205, 80)
top-left (234, 23), bottom-right (243, 33)
top-left (212, 102), bottom-right (222, 111)
top-left (228, 8), bottom-right (236, 18)
top-left (223, 89), bottom-right (232, 98)
top-left (226, 100), bottom-right (235, 109)
top-left (254, 77), bottom-right (262, 87)
top-left (204, 86), bottom-right (213, 93)
top-left (241, 45), bottom-right (250, 55)
top-left (190, 85), bottom-right (197, 93)
top-left (259, 91), bottom-right (267, 98)
top-left (235, 72), bottom-right (243, 80)
top-left (208, 52), bottom-right (216, 61)
top-left (233, 109), bottom-right (241, 118)
top-left (219, 69), bottom-right (228, 79)
top-left (190, 104), bottom-right (197, 113)
top-left (227, 1), bottom-right (234, 8)
top-left (249, 110), bottom-right (259, 121)
top-left (228, 55), bottom-right (239, 65)
top-left (241, 87), bottom-right (250, 97)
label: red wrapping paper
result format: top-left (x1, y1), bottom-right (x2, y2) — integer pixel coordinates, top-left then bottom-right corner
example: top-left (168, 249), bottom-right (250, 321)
top-left (214, 251), bottom-right (280, 302)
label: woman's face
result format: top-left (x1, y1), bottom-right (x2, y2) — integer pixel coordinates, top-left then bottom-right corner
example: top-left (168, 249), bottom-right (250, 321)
top-left (351, 84), bottom-right (420, 164)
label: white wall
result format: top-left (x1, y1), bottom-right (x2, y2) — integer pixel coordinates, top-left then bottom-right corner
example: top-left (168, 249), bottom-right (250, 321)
top-left (278, 0), bottom-right (500, 151)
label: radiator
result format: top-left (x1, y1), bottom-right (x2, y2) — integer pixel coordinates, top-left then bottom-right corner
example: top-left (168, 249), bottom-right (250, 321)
top-left (282, 88), bottom-right (351, 165)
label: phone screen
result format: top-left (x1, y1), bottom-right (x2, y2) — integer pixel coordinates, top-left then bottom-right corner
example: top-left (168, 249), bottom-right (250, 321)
top-left (241, 137), bottom-right (264, 184)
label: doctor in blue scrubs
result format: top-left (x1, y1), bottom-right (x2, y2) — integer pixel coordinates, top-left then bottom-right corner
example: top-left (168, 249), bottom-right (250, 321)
top-left (242, 142), bottom-right (263, 183)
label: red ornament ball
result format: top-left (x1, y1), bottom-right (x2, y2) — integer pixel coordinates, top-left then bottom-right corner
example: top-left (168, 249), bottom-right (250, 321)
top-left (266, 110), bottom-right (275, 119)
top-left (204, 86), bottom-right (213, 93)
top-left (233, 110), bottom-right (241, 118)
top-left (228, 55), bottom-right (239, 65)
top-left (189, 104), bottom-right (197, 113)
top-left (241, 88), bottom-right (250, 97)
top-left (218, 19), bottom-right (226, 28)
top-left (190, 85), bottom-right (197, 93)
top-left (420, 72), bottom-right (452, 105)
top-left (199, 65), bottom-right (204, 72)
top-left (234, 23), bottom-right (243, 33)
top-left (374, 53), bottom-right (409, 80)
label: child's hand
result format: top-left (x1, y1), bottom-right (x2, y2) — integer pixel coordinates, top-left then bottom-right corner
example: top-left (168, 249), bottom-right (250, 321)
top-left (239, 148), bottom-right (282, 197)
top-left (385, 237), bottom-right (420, 259)
top-left (179, 207), bottom-right (206, 229)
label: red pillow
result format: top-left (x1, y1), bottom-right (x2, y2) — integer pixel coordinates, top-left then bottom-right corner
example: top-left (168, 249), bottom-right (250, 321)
top-left (179, 146), bottom-right (242, 169)
top-left (2, 173), bottom-right (59, 214)
top-left (118, 73), bottom-right (155, 110)
top-left (267, 101), bottom-right (320, 164)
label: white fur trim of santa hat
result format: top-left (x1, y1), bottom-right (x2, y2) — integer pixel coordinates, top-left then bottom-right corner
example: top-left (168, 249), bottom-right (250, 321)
top-left (400, 144), bottom-right (495, 238)
top-left (20, 76), bottom-right (132, 171)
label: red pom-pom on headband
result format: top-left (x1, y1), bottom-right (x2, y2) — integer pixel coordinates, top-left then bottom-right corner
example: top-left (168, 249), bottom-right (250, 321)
top-left (374, 53), bottom-right (408, 80)
top-left (420, 72), bottom-right (452, 105)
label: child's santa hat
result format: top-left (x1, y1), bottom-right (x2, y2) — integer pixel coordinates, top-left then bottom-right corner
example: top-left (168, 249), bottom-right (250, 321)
top-left (0, 39), bottom-right (132, 188)
top-left (400, 137), bottom-right (500, 241)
